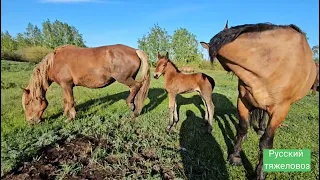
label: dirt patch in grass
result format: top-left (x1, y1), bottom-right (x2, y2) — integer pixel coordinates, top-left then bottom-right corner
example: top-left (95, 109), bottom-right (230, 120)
top-left (2, 135), bottom-right (177, 180)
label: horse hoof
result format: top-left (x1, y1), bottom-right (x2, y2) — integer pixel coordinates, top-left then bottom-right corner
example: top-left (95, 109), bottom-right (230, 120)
top-left (257, 130), bottom-right (265, 135)
top-left (129, 103), bottom-right (135, 111)
top-left (207, 126), bottom-right (212, 134)
top-left (130, 112), bottom-right (139, 119)
top-left (65, 118), bottom-right (73, 123)
top-left (229, 154), bottom-right (243, 166)
top-left (166, 126), bottom-right (173, 133)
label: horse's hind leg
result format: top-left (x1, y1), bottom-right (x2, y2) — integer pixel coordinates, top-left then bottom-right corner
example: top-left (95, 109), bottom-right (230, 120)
top-left (172, 100), bottom-right (179, 127)
top-left (201, 92), bottom-right (214, 134)
top-left (200, 96), bottom-right (209, 121)
top-left (258, 111), bottom-right (268, 135)
top-left (167, 92), bottom-right (176, 132)
top-left (229, 95), bottom-right (252, 166)
top-left (117, 77), bottom-right (142, 113)
top-left (256, 103), bottom-right (290, 180)
top-left (61, 83), bottom-right (76, 122)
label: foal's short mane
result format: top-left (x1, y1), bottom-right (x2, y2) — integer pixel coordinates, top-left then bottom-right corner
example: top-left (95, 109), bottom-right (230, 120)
top-left (27, 52), bottom-right (54, 99)
top-left (208, 23), bottom-right (304, 61)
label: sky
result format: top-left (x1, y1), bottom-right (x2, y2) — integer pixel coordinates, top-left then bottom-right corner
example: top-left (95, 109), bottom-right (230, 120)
top-left (1, 0), bottom-right (319, 52)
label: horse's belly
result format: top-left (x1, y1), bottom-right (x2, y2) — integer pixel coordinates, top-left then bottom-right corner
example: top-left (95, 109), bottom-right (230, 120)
top-left (239, 82), bottom-right (272, 110)
top-left (75, 73), bottom-right (113, 88)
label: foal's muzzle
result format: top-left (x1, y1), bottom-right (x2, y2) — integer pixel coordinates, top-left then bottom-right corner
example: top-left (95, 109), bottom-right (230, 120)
top-left (153, 72), bottom-right (161, 79)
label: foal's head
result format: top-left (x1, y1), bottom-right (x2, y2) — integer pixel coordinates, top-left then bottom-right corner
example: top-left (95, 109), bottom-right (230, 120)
top-left (154, 52), bottom-right (170, 79)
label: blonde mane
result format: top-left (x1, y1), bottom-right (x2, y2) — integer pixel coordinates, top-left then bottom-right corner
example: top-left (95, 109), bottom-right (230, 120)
top-left (27, 52), bottom-right (55, 99)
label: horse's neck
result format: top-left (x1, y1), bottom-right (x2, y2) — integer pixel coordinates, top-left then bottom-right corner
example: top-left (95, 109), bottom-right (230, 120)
top-left (164, 63), bottom-right (179, 81)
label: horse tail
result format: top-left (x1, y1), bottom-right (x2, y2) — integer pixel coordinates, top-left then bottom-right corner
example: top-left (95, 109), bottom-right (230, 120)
top-left (204, 74), bottom-right (215, 91)
top-left (249, 108), bottom-right (269, 134)
top-left (133, 50), bottom-right (151, 116)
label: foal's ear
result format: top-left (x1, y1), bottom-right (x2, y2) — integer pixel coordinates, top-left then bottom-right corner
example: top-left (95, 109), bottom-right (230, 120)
top-left (224, 20), bottom-right (229, 30)
top-left (165, 52), bottom-right (169, 59)
top-left (200, 42), bottom-right (209, 50)
top-left (21, 87), bottom-right (30, 94)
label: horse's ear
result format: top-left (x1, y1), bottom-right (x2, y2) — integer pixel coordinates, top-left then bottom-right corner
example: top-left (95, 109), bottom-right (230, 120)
top-left (200, 42), bottom-right (209, 50)
top-left (165, 52), bottom-right (169, 59)
top-left (224, 20), bottom-right (229, 30)
top-left (157, 52), bottom-right (161, 59)
top-left (22, 88), bottom-right (30, 94)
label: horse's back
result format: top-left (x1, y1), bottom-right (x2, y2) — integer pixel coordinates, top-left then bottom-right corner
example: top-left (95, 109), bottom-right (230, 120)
top-left (219, 27), bottom-right (316, 106)
top-left (50, 44), bottom-right (141, 87)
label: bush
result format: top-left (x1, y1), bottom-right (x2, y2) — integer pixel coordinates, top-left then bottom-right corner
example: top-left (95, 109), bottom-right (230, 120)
top-left (1, 50), bottom-right (23, 62)
top-left (1, 46), bottom-right (52, 63)
top-left (17, 46), bottom-right (52, 63)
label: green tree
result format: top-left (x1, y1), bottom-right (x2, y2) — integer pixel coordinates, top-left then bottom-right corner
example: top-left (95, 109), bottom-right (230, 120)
top-left (1, 31), bottom-right (17, 52)
top-left (138, 24), bottom-right (171, 62)
top-left (15, 33), bottom-right (30, 49)
top-left (42, 19), bottom-right (86, 49)
top-left (171, 28), bottom-right (202, 63)
top-left (312, 45), bottom-right (319, 62)
top-left (24, 23), bottom-right (42, 46)
top-left (42, 19), bottom-right (54, 48)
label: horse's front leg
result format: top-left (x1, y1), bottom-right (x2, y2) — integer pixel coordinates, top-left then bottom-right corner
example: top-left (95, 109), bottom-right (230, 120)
top-left (229, 95), bottom-right (251, 165)
top-left (167, 92), bottom-right (176, 132)
top-left (61, 83), bottom-right (76, 122)
top-left (255, 103), bottom-right (290, 180)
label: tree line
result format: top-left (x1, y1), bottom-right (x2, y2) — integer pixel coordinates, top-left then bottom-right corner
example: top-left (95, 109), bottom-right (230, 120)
top-left (137, 24), bottom-right (204, 65)
top-left (1, 20), bottom-right (318, 65)
top-left (2, 19), bottom-right (86, 52)
top-left (1, 19), bottom-right (86, 62)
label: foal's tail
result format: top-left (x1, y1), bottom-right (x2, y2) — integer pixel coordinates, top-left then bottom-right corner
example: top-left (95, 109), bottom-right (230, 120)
top-left (134, 50), bottom-right (151, 116)
top-left (204, 74), bottom-right (216, 91)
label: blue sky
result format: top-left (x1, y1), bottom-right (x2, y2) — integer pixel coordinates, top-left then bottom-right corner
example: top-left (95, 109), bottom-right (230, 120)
top-left (2, 0), bottom-right (319, 51)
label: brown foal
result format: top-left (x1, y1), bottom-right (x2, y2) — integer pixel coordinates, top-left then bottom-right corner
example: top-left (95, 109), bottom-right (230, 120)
top-left (153, 52), bottom-right (215, 133)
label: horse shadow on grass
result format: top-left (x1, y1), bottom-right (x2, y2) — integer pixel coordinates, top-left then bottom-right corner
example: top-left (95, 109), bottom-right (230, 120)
top-left (177, 93), bottom-right (254, 179)
top-left (47, 88), bottom-right (167, 120)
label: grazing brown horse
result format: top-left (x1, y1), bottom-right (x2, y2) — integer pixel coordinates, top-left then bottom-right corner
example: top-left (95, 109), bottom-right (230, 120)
top-left (200, 21), bottom-right (316, 180)
top-left (153, 52), bottom-right (215, 133)
top-left (22, 44), bottom-right (150, 124)
top-left (312, 62), bottom-right (319, 95)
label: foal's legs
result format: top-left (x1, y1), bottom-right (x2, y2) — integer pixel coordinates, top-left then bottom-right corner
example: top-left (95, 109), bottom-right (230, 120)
top-left (61, 83), bottom-right (76, 122)
top-left (229, 95), bottom-right (252, 165)
top-left (173, 100), bottom-right (179, 126)
top-left (167, 92), bottom-right (177, 132)
top-left (256, 103), bottom-right (290, 180)
top-left (201, 92), bottom-right (214, 134)
top-left (200, 97), bottom-right (209, 121)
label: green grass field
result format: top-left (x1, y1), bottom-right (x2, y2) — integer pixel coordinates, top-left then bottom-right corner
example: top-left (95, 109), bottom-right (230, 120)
top-left (1, 60), bottom-right (319, 179)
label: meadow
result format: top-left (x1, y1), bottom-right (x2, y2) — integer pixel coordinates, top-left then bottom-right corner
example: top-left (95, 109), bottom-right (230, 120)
top-left (1, 60), bottom-right (319, 180)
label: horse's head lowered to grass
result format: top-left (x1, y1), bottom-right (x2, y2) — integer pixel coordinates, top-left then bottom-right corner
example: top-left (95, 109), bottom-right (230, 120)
top-left (21, 53), bottom-right (54, 123)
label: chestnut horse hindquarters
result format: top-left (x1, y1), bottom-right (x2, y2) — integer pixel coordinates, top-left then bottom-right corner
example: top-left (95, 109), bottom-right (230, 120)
top-left (133, 50), bottom-right (151, 116)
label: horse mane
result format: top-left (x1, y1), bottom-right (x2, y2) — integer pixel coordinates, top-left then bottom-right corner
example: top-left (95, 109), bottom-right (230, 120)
top-left (27, 52), bottom-right (55, 99)
top-left (208, 23), bottom-right (304, 59)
